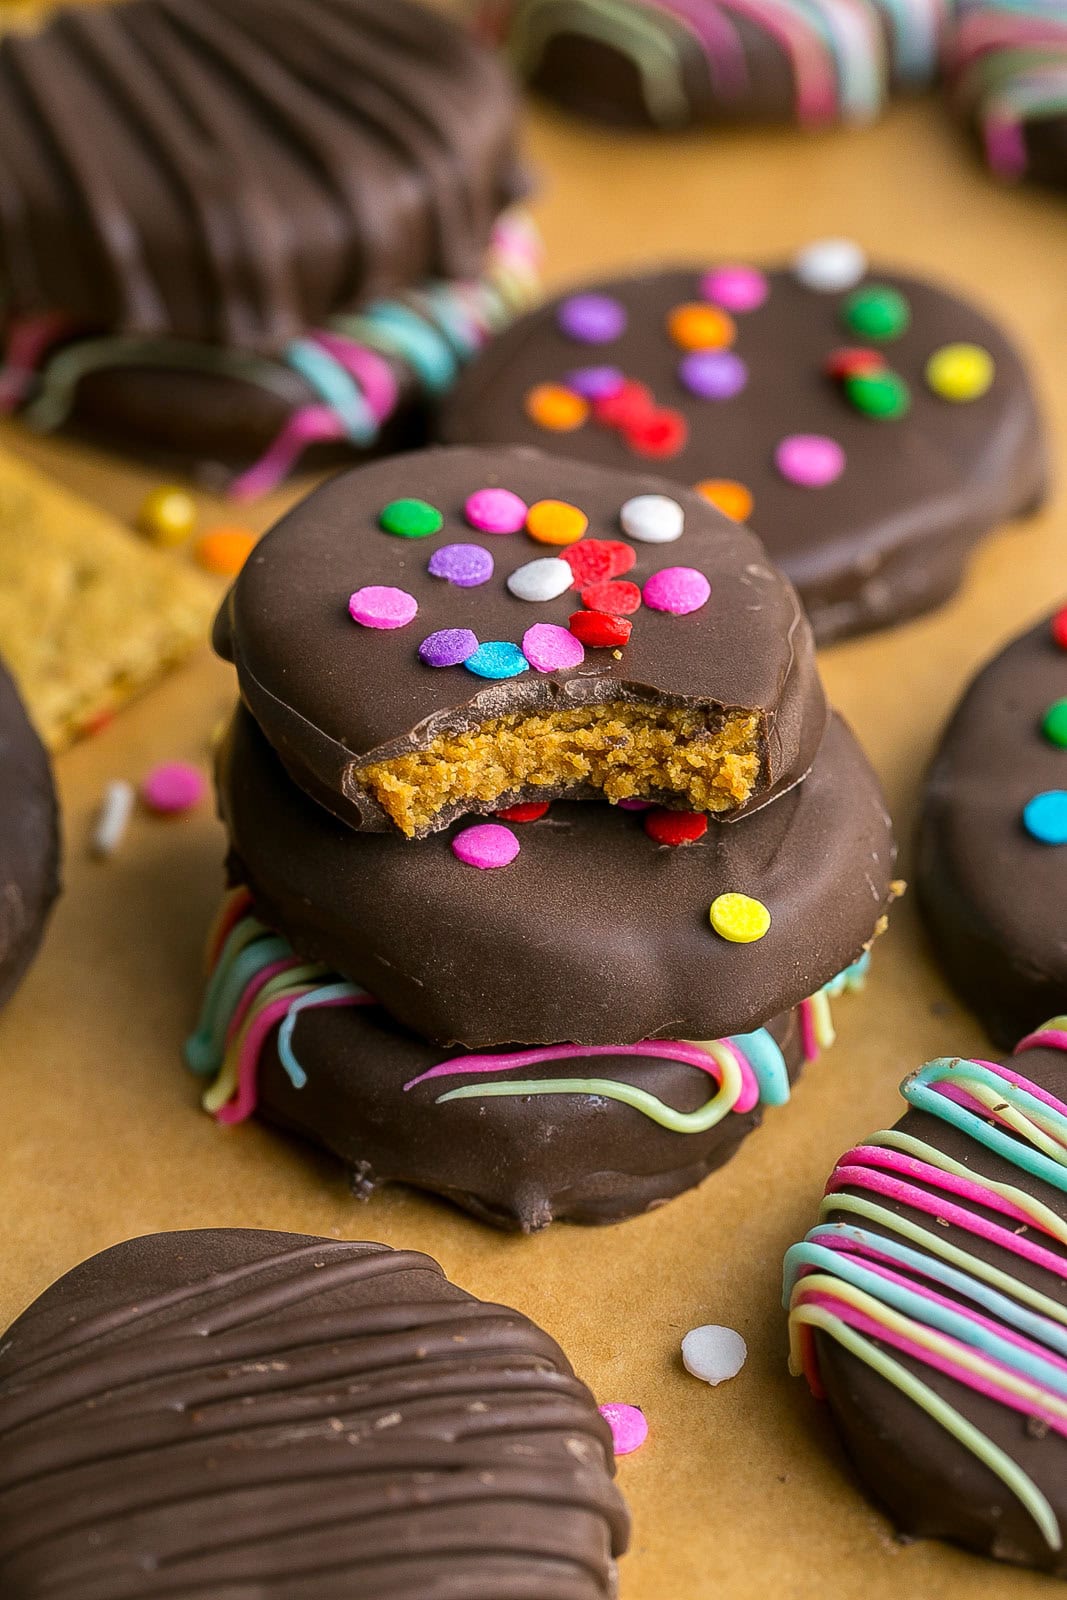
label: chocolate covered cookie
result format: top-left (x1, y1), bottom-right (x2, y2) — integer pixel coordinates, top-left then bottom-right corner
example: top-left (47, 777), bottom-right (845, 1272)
top-left (784, 1023), bottom-right (1067, 1576)
top-left (187, 889), bottom-right (866, 1228)
top-left (918, 607), bottom-right (1067, 1049)
top-left (482, 0), bottom-right (946, 129)
top-left (439, 257), bottom-right (1047, 643)
top-left (948, 1), bottom-right (1067, 192)
top-left (215, 446), bottom-right (827, 836)
top-left (0, 0), bottom-right (523, 348)
top-left (0, 657), bottom-right (60, 1010)
top-left (0, 1229), bottom-right (630, 1597)
top-left (217, 703), bottom-right (895, 1047)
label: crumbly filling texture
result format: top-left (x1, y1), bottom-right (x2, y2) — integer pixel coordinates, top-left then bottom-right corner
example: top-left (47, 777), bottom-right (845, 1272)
top-left (355, 703), bottom-right (763, 835)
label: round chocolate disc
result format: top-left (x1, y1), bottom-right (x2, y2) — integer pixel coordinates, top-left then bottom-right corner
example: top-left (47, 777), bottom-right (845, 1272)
top-left (0, 658), bottom-right (60, 1010)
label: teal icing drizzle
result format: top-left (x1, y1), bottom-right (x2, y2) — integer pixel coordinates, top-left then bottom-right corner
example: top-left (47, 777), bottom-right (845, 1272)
top-left (283, 338), bottom-right (377, 444)
top-left (277, 983), bottom-right (368, 1089)
top-left (906, 1059), bottom-right (1067, 1193)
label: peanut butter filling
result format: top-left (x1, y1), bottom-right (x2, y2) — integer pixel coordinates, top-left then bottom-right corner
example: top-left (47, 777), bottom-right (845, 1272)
top-left (355, 703), bottom-right (763, 836)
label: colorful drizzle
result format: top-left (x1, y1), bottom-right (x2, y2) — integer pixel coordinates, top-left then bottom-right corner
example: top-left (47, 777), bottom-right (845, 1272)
top-left (490, 0), bottom-right (946, 129)
top-left (187, 890), bottom-right (863, 1131)
top-left (948, 0), bottom-right (1067, 180)
top-left (1, 210), bottom-right (541, 500)
top-left (785, 1021), bottom-right (1067, 1552)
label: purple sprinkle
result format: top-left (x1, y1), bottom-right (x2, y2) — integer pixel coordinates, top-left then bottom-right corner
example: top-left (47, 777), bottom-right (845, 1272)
top-left (348, 585), bottom-right (418, 629)
top-left (566, 365), bottom-right (626, 400)
top-left (557, 293), bottom-right (627, 345)
top-left (643, 566), bottom-right (711, 616)
top-left (419, 628), bottom-right (478, 667)
top-left (679, 349), bottom-right (748, 400)
top-left (427, 542), bottom-right (494, 588)
top-left (452, 823), bottom-right (521, 870)
top-left (522, 622), bottom-right (586, 673)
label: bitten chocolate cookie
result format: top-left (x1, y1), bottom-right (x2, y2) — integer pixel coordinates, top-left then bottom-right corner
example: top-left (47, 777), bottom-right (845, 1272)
top-left (482, 0), bottom-right (946, 129)
top-left (948, 1), bottom-right (1067, 192)
top-left (438, 256), bottom-right (1047, 643)
top-left (0, 658), bottom-right (60, 1010)
top-left (0, 1230), bottom-right (630, 1597)
top-left (217, 703), bottom-right (895, 1047)
top-left (0, 0), bottom-right (523, 348)
top-left (215, 446), bottom-right (827, 836)
top-left (784, 1023), bottom-right (1067, 1576)
top-left (187, 889), bottom-right (864, 1229)
top-left (917, 607), bottom-right (1067, 1049)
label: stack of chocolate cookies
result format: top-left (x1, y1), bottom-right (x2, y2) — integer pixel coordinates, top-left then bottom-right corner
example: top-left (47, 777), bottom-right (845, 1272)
top-left (188, 444), bottom-right (897, 1230)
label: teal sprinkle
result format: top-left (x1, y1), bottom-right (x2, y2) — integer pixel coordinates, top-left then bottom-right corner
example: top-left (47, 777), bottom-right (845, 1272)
top-left (728, 1027), bottom-right (790, 1107)
top-left (284, 339), bottom-right (376, 445)
top-left (277, 982), bottom-right (367, 1089)
top-left (907, 1060), bottom-right (1067, 1193)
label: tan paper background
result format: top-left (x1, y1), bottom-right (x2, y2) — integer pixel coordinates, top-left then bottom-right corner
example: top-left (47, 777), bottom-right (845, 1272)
top-left (2, 84), bottom-right (1066, 1598)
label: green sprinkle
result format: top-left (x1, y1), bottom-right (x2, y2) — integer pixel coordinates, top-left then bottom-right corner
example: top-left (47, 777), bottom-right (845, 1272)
top-left (379, 498), bottom-right (443, 539)
top-left (842, 285), bottom-right (911, 342)
top-left (844, 370), bottom-right (911, 419)
top-left (1043, 698), bottom-right (1067, 749)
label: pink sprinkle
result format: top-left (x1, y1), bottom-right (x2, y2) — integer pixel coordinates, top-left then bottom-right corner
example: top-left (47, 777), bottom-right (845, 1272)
top-left (452, 823), bottom-right (520, 870)
top-left (464, 487), bottom-right (528, 535)
top-left (599, 1403), bottom-right (648, 1457)
top-left (643, 566), bottom-right (711, 615)
top-left (700, 266), bottom-right (768, 313)
top-left (140, 761), bottom-right (206, 815)
top-left (348, 585), bottom-right (418, 629)
top-left (775, 434), bottom-right (845, 488)
top-left (522, 622), bottom-right (585, 673)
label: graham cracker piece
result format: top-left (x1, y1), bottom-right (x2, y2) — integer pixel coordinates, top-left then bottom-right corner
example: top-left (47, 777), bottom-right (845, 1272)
top-left (0, 448), bottom-right (217, 749)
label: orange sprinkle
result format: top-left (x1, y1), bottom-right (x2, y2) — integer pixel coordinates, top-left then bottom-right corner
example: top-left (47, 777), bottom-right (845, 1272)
top-left (695, 479), bottom-right (753, 523)
top-left (525, 499), bottom-right (588, 546)
top-left (195, 526), bottom-right (257, 576)
top-left (525, 382), bottom-right (589, 432)
top-left (667, 303), bottom-right (736, 352)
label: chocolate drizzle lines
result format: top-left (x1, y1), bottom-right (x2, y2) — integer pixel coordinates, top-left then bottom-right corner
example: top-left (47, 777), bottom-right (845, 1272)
top-left (0, 1231), bottom-right (628, 1598)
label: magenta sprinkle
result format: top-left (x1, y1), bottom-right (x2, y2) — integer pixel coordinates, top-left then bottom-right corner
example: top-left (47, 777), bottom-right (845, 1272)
top-left (617, 798), bottom-right (653, 811)
top-left (140, 761), bottom-right (206, 815)
top-left (464, 487), bottom-right (527, 535)
top-left (700, 266), bottom-right (769, 313)
top-left (775, 433), bottom-right (846, 488)
top-left (522, 622), bottom-right (586, 673)
top-left (419, 628), bottom-right (479, 667)
top-left (348, 585), bottom-right (418, 629)
top-left (599, 1403), bottom-right (648, 1457)
top-left (643, 566), bottom-right (711, 615)
top-left (427, 542), bottom-right (494, 587)
top-left (451, 823), bottom-right (521, 870)
top-left (566, 365), bottom-right (626, 400)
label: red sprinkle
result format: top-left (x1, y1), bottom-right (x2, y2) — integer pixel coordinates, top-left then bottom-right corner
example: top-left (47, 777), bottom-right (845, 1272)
top-left (593, 379), bottom-right (655, 430)
top-left (824, 346), bottom-right (887, 381)
top-left (569, 610), bottom-right (633, 648)
top-left (561, 538), bottom-right (636, 587)
top-left (495, 801), bottom-right (551, 822)
top-left (1053, 607), bottom-right (1067, 651)
top-left (581, 578), bottom-right (642, 616)
top-left (643, 808), bottom-right (709, 846)
top-left (624, 407), bottom-right (688, 459)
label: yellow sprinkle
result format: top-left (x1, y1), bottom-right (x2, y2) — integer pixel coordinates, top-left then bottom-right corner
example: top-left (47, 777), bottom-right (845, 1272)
top-left (710, 892), bottom-right (771, 943)
top-left (138, 485), bottom-right (198, 546)
top-left (925, 343), bottom-right (994, 403)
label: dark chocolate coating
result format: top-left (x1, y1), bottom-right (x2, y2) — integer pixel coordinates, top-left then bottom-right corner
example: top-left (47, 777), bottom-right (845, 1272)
top-left (809, 1045), bottom-right (1067, 1575)
top-left (439, 266), bottom-right (1047, 643)
top-left (917, 610), bottom-right (1067, 1048)
top-left (0, 659), bottom-right (60, 1011)
top-left (0, 0), bottom-right (522, 349)
top-left (1025, 115), bottom-right (1067, 193)
top-left (0, 1229), bottom-right (629, 1598)
top-left (244, 983), bottom-right (806, 1230)
top-left (214, 445), bottom-right (827, 833)
top-left (218, 703), bottom-right (896, 1047)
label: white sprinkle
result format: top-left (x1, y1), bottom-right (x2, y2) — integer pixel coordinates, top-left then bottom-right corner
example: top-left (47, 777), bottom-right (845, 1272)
top-left (792, 238), bottom-right (867, 294)
top-left (681, 1324), bottom-right (747, 1385)
top-left (506, 556), bottom-right (574, 602)
top-left (91, 780), bottom-right (135, 858)
top-left (620, 494), bottom-right (684, 544)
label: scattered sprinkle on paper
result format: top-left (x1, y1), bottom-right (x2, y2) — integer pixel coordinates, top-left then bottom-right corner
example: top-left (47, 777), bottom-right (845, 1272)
top-left (681, 1325), bottom-right (747, 1385)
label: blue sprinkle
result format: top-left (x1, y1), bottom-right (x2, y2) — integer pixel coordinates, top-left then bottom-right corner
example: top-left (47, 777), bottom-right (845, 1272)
top-left (1023, 790), bottom-right (1067, 845)
top-left (464, 641), bottom-right (528, 680)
